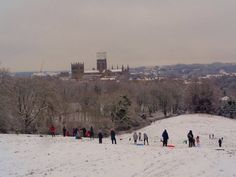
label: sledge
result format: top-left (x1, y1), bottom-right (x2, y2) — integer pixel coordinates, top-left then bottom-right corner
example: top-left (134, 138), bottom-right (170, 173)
top-left (167, 144), bottom-right (175, 148)
top-left (136, 143), bottom-right (144, 146)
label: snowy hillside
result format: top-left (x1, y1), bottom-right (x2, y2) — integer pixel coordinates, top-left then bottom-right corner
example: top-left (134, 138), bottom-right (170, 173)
top-left (0, 114), bottom-right (236, 177)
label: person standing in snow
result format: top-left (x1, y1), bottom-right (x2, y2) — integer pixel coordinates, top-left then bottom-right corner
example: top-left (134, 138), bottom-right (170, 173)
top-left (110, 129), bottom-right (117, 144)
top-left (90, 126), bottom-right (94, 139)
top-left (63, 126), bottom-right (66, 137)
top-left (162, 129), bottom-right (169, 147)
top-left (75, 130), bottom-right (80, 139)
top-left (218, 137), bottom-right (223, 147)
top-left (133, 132), bottom-right (138, 144)
top-left (66, 130), bottom-right (70, 136)
top-left (73, 128), bottom-right (79, 137)
top-left (50, 125), bottom-right (56, 137)
top-left (138, 132), bottom-right (142, 141)
top-left (143, 133), bottom-right (149, 145)
top-left (187, 130), bottom-right (194, 147)
top-left (98, 130), bottom-right (103, 144)
top-left (81, 127), bottom-right (87, 137)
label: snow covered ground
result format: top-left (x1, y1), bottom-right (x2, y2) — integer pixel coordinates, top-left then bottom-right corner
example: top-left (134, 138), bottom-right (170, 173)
top-left (1, 114), bottom-right (236, 177)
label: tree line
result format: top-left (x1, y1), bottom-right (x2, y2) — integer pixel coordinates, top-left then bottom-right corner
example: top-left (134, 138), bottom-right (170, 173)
top-left (0, 69), bottom-right (235, 134)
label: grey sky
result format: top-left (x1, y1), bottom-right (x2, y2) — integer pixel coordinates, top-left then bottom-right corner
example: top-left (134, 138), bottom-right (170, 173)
top-left (0, 0), bottom-right (236, 72)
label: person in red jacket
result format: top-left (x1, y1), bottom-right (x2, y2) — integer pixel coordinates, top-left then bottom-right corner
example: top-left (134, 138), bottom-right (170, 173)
top-left (86, 130), bottom-right (91, 137)
top-left (50, 125), bottom-right (56, 137)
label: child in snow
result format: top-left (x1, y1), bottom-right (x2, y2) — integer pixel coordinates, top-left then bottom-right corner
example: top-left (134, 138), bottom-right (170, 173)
top-left (133, 132), bottom-right (138, 144)
top-left (143, 133), bottom-right (149, 145)
top-left (86, 130), bottom-right (91, 137)
top-left (73, 128), bottom-right (78, 137)
top-left (138, 132), bottom-right (142, 141)
top-left (196, 136), bottom-right (200, 147)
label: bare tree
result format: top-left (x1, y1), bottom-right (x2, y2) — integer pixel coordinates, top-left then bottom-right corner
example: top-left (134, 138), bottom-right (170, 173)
top-left (13, 78), bottom-right (58, 133)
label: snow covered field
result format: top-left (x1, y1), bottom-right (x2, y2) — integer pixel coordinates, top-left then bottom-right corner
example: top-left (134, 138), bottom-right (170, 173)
top-left (1, 114), bottom-right (236, 177)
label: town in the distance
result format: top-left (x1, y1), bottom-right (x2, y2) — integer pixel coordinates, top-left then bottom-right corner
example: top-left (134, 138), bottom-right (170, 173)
top-left (12, 52), bottom-right (236, 82)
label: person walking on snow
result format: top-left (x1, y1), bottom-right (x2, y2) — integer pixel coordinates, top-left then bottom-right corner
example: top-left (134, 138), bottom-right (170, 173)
top-left (98, 130), bottom-right (103, 144)
top-left (143, 133), bottom-right (149, 145)
top-left (133, 132), bottom-right (138, 144)
top-left (162, 129), bottom-right (169, 147)
top-left (110, 129), bottom-right (117, 144)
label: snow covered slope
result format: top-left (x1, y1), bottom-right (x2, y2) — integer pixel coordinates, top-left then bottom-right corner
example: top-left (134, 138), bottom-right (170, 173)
top-left (0, 114), bottom-right (236, 177)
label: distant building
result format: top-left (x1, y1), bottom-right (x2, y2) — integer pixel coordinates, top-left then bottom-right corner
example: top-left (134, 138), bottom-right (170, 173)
top-left (71, 52), bottom-right (129, 81)
top-left (97, 59), bottom-right (107, 73)
top-left (96, 52), bottom-right (107, 73)
top-left (83, 69), bottom-right (101, 80)
top-left (71, 62), bottom-right (84, 80)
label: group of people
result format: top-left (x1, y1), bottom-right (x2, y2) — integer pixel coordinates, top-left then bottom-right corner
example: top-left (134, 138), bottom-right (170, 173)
top-left (97, 129), bottom-right (117, 144)
top-left (187, 130), bottom-right (223, 148)
top-left (187, 130), bottom-right (197, 147)
top-left (62, 126), bottom-right (95, 139)
top-left (49, 125), bottom-right (95, 139)
top-left (132, 132), bottom-right (149, 145)
top-left (50, 125), bottom-right (223, 148)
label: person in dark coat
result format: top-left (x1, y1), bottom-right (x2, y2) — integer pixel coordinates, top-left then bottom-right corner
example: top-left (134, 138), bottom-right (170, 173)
top-left (81, 128), bottom-right (87, 137)
top-left (110, 129), bottom-right (117, 144)
top-left (218, 138), bottom-right (223, 147)
top-left (90, 126), bottom-right (94, 139)
top-left (133, 132), bottom-right (138, 144)
top-left (73, 128), bottom-right (78, 137)
top-left (75, 130), bottom-right (80, 139)
top-left (162, 129), bottom-right (169, 146)
top-left (63, 126), bottom-right (66, 137)
top-left (187, 130), bottom-right (194, 147)
top-left (98, 130), bottom-right (103, 144)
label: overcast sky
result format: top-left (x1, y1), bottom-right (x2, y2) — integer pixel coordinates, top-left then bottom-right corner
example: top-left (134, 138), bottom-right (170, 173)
top-left (0, 0), bottom-right (236, 72)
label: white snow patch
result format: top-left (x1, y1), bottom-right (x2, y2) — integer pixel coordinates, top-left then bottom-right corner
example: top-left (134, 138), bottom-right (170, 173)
top-left (0, 114), bottom-right (236, 177)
